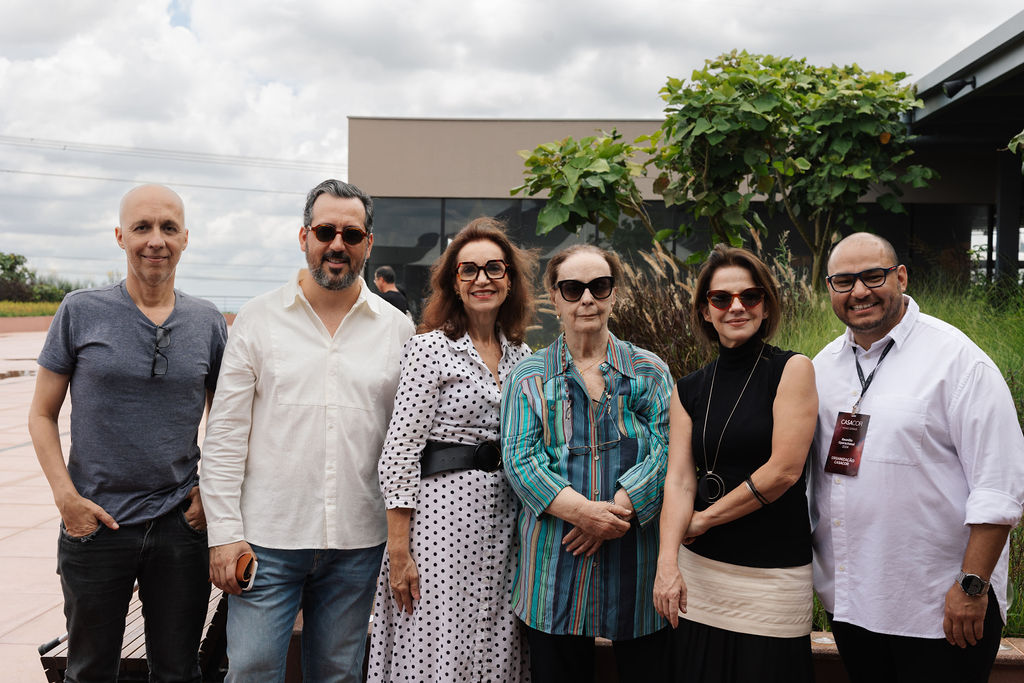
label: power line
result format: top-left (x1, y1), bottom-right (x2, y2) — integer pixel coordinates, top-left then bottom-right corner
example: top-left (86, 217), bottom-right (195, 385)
top-left (0, 168), bottom-right (306, 195)
top-left (0, 135), bottom-right (347, 173)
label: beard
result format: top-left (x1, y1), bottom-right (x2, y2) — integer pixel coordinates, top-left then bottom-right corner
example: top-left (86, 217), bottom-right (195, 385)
top-left (308, 249), bottom-right (361, 291)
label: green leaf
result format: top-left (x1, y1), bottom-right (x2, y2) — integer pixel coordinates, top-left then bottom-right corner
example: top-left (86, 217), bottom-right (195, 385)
top-left (653, 228), bottom-right (677, 242)
top-left (537, 203), bottom-right (570, 235)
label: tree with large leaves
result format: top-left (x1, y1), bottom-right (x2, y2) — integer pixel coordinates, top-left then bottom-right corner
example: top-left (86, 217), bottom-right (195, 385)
top-left (654, 50), bottom-right (935, 285)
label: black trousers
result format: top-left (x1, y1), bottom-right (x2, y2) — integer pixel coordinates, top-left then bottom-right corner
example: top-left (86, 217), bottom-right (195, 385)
top-left (525, 624), bottom-right (671, 683)
top-left (827, 590), bottom-right (1003, 683)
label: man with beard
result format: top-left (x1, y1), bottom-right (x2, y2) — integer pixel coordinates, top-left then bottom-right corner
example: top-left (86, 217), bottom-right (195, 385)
top-left (200, 179), bottom-right (414, 681)
top-left (809, 232), bottom-right (1024, 683)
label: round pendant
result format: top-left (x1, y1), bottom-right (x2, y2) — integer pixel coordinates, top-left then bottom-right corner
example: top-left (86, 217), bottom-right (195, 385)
top-left (697, 471), bottom-right (726, 504)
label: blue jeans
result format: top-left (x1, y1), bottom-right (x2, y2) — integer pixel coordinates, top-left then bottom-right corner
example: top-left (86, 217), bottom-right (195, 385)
top-left (225, 543), bottom-right (384, 683)
top-left (56, 501), bottom-right (210, 683)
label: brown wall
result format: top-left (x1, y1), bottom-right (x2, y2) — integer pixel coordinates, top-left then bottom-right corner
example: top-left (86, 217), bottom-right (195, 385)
top-left (348, 117), bottom-right (661, 199)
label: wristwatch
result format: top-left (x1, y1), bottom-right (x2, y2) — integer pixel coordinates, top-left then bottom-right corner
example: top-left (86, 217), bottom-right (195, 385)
top-left (955, 570), bottom-right (990, 597)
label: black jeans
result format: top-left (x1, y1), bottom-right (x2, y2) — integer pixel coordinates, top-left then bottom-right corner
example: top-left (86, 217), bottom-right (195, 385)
top-left (57, 502), bottom-right (210, 683)
top-left (827, 592), bottom-right (1003, 683)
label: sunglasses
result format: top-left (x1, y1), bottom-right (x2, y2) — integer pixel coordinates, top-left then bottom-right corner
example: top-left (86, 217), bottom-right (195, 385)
top-left (306, 224), bottom-right (368, 245)
top-left (826, 265), bottom-right (899, 293)
top-left (556, 276), bottom-right (615, 302)
top-left (151, 325), bottom-right (170, 377)
top-left (706, 287), bottom-right (766, 311)
top-left (456, 259), bottom-right (508, 282)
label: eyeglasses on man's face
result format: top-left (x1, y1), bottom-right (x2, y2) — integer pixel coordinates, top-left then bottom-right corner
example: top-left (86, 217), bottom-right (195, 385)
top-left (306, 224), bottom-right (368, 246)
top-left (456, 259), bottom-right (509, 282)
top-left (151, 326), bottom-right (170, 377)
top-left (706, 287), bottom-right (765, 311)
top-left (826, 266), bottom-right (899, 293)
top-left (555, 276), bottom-right (615, 302)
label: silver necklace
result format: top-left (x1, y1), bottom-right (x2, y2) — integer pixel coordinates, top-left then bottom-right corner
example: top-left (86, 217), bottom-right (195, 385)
top-left (699, 343), bottom-right (764, 504)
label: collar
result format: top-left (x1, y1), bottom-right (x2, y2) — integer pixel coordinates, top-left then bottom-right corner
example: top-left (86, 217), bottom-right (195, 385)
top-left (555, 331), bottom-right (636, 379)
top-left (281, 271), bottom-right (382, 317)
top-left (834, 294), bottom-right (919, 355)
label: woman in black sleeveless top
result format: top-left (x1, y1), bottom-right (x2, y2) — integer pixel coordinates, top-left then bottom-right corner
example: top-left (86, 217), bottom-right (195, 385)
top-left (653, 245), bottom-right (819, 682)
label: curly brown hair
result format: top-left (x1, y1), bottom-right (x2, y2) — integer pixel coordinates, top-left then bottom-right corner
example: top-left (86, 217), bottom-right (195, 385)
top-left (691, 243), bottom-right (781, 346)
top-left (419, 218), bottom-right (537, 344)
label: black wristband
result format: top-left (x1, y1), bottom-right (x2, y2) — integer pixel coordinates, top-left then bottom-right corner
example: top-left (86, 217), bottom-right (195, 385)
top-left (745, 476), bottom-right (769, 506)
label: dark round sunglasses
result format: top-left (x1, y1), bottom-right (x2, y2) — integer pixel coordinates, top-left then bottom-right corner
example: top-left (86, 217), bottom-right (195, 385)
top-left (306, 224), bottom-right (368, 246)
top-left (456, 259), bottom-right (509, 282)
top-left (706, 287), bottom-right (765, 311)
top-left (556, 276), bottom-right (615, 302)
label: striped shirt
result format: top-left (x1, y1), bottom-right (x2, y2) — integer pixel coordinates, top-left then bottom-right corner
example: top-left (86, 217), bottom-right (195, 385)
top-left (500, 332), bottom-right (672, 639)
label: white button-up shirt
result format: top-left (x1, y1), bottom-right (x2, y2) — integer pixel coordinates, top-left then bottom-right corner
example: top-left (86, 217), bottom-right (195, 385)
top-left (201, 273), bottom-right (414, 550)
top-left (810, 296), bottom-right (1024, 638)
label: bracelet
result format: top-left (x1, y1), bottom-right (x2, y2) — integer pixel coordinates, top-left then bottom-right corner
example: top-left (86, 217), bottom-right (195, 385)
top-left (745, 476), bottom-right (769, 507)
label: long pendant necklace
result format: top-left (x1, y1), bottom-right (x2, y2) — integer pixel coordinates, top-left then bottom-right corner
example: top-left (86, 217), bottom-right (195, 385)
top-left (698, 343), bottom-right (764, 504)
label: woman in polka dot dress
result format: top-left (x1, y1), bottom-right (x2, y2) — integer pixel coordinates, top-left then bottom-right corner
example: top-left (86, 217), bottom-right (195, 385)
top-left (367, 217), bottom-right (536, 682)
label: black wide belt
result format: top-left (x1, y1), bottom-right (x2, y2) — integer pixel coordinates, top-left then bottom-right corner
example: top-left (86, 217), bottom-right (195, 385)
top-left (420, 441), bottom-right (502, 477)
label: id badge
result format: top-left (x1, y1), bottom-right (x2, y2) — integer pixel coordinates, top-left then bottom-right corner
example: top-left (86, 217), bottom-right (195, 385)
top-left (824, 411), bottom-right (870, 476)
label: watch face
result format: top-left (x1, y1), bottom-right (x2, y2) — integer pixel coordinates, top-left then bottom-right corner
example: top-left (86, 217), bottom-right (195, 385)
top-left (962, 575), bottom-right (985, 595)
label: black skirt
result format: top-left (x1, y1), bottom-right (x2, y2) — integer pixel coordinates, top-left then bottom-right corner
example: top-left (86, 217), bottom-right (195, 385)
top-left (670, 617), bottom-right (814, 683)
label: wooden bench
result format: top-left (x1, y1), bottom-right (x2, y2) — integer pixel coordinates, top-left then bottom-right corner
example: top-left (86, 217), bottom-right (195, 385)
top-left (39, 587), bottom-right (228, 682)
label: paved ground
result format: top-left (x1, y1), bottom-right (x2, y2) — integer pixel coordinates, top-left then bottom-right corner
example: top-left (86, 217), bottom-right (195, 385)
top-left (0, 331), bottom-right (67, 682)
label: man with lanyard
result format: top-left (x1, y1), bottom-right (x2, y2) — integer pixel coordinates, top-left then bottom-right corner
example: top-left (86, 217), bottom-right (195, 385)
top-left (29, 184), bottom-right (227, 682)
top-left (201, 179), bottom-right (414, 681)
top-left (809, 232), bottom-right (1024, 683)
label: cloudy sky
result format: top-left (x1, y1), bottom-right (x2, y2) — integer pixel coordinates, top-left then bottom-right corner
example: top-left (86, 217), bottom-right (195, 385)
top-left (1, 1), bottom-right (1019, 306)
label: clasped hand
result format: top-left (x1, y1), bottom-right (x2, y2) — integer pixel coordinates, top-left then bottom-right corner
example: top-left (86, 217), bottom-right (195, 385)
top-left (562, 499), bottom-right (632, 557)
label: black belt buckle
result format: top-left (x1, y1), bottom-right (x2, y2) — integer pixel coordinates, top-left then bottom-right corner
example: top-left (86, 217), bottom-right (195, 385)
top-left (473, 442), bottom-right (502, 472)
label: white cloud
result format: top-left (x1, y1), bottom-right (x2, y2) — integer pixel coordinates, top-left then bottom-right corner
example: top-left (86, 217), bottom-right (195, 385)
top-left (0, 0), bottom-right (1019, 302)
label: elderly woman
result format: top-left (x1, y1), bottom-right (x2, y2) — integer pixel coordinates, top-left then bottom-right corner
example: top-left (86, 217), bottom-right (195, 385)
top-left (653, 244), bottom-right (818, 682)
top-left (367, 218), bottom-right (536, 682)
top-left (501, 244), bottom-right (673, 683)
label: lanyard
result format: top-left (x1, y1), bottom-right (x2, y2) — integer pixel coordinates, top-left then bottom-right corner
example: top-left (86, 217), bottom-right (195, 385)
top-left (851, 339), bottom-right (895, 415)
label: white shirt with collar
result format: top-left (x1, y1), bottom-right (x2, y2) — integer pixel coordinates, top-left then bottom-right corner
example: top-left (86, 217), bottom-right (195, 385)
top-left (810, 295), bottom-right (1024, 638)
top-left (201, 272), bottom-right (415, 550)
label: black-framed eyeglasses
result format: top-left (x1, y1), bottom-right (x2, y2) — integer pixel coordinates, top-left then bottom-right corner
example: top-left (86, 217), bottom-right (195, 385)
top-left (151, 326), bottom-right (170, 377)
top-left (826, 266), bottom-right (899, 293)
top-left (706, 287), bottom-right (765, 311)
top-left (306, 224), bottom-right (368, 245)
top-left (456, 259), bottom-right (508, 282)
top-left (556, 276), bottom-right (615, 302)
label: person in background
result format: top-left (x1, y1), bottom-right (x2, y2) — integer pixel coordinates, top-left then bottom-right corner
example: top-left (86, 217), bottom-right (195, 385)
top-left (368, 217), bottom-right (536, 681)
top-left (201, 179), bottom-right (414, 682)
top-left (501, 244), bottom-right (672, 683)
top-left (810, 232), bottom-right (1024, 683)
top-left (374, 265), bottom-right (410, 316)
top-left (654, 244), bottom-right (818, 682)
top-left (29, 184), bottom-right (227, 683)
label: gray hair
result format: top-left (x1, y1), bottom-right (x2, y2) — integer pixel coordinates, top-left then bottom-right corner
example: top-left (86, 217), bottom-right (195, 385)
top-left (303, 179), bottom-right (374, 233)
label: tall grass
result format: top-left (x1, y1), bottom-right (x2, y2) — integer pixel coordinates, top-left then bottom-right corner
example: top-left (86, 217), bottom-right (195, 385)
top-left (0, 301), bottom-right (60, 317)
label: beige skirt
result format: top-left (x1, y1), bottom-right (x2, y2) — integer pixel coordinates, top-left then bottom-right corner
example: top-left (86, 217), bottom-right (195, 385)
top-left (676, 544), bottom-right (812, 638)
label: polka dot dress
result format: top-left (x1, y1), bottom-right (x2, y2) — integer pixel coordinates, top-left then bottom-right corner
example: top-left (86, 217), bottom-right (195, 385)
top-left (367, 330), bottom-right (531, 682)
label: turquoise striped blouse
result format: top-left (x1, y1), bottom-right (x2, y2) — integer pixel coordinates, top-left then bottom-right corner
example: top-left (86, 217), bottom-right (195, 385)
top-left (500, 332), bottom-right (672, 639)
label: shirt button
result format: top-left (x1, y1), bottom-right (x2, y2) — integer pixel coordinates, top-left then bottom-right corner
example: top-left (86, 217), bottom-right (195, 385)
top-left (834, 477), bottom-right (841, 485)
top-left (594, 455), bottom-right (600, 461)
top-left (839, 565), bottom-right (846, 572)
top-left (328, 424), bottom-right (334, 431)
top-left (593, 490), bottom-right (599, 497)
top-left (833, 519), bottom-right (842, 527)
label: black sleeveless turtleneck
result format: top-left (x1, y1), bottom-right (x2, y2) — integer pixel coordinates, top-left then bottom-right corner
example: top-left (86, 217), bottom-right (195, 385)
top-left (676, 336), bottom-right (811, 568)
